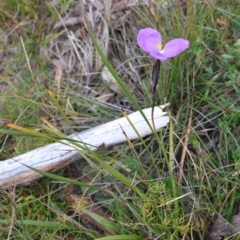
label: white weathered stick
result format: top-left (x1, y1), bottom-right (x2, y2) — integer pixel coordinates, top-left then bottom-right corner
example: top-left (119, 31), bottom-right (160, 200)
top-left (0, 104), bottom-right (169, 189)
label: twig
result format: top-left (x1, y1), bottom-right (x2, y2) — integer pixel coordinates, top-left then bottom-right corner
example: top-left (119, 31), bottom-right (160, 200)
top-left (0, 105), bottom-right (169, 188)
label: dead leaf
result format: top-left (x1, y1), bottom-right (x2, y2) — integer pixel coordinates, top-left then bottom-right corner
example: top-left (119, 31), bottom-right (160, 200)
top-left (95, 88), bottom-right (114, 102)
top-left (207, 214), bottom-right (240, 240)
top-left (216, 16), bottom-right (228, 30)
top-left (101, 65), bottom-right (121, 93)
top-left (231, 214), bottom-right (240, 232)
top-left (51, 59), bottom-right (68, 70)
top-left (208, 215), bottom-right (232, 240)
top-left (95, 93), bottom-right (114, 102)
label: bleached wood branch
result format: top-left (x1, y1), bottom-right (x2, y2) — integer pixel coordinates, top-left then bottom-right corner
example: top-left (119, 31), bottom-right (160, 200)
top-left (0, 104), bottom-right (169, 189)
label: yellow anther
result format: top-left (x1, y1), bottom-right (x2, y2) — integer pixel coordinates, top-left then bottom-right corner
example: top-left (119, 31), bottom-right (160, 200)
top-left (157, 44), bottom-right (163, 51)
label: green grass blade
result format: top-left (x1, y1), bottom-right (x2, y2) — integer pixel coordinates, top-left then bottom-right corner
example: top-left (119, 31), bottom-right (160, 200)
top-left (18, 162), bottom-right (100, 190)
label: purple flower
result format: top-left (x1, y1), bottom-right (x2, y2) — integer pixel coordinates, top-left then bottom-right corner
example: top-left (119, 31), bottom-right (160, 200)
top-left (137, 28), bottom-right (189, 61)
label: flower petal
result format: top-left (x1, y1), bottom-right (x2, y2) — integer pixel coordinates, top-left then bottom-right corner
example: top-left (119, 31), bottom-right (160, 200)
top-left (149, 51), bottom-right (168, 61)
top-left (161, 39), bottom-right (189, 58)
top-left (137, 28), bottom-right (162, 53)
